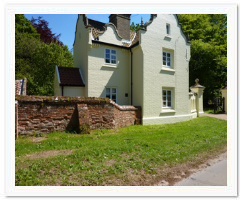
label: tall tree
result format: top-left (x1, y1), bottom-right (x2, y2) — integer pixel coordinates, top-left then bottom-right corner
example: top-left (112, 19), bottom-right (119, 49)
top-left (130, 22), bottom-right (141, 32)
top-left (15, 14), bottom-right (39, 38)
top-left (178, 14), bottom-right (227, 105)
top-left (31, 16), bottom-right (63, 45)
top-left (15, 14), bottom-right (73, 96)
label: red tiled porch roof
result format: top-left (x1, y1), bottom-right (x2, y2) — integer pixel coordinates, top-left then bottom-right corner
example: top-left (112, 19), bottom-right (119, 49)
top-left (57, 66), bottom-right (85, 87)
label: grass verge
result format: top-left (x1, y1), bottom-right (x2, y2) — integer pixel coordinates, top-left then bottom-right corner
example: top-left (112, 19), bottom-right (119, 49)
top-left (15, 116), bottom-right (227, 186)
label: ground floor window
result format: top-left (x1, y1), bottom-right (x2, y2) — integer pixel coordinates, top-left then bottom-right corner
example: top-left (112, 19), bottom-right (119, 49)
top-left (106, 87), bottom-right (117, 103)
top-left (162, 89), bottom-right (172, 108)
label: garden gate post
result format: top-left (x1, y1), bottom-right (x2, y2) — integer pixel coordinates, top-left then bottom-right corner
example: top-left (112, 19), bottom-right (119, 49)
top-left (190, 79), bottom-right (205, 117)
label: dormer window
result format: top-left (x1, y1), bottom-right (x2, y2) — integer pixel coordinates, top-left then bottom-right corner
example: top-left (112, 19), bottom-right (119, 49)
top-left (166, 24), bottom-right (170, 35)
top-left (105, 49), bottom-right (117, 65)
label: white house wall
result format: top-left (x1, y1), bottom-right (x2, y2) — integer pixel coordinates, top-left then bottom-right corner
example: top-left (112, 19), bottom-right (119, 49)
top-left (132, 45), bottom-right (143, 107)
top-left (87, 43), bottom-right (130, 105)
top-left (141, 14), bottom-right (191, 124)
top-left (73, 15), bottom-right (89, 96)
top-left (98, 24), bottom-right (123, 46)
top-left (63, 86), bottom-right (85, 97)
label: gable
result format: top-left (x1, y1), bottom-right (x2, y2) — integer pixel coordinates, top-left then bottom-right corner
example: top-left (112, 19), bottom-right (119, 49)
top-left (97, 23), bottom-right (123, 46)
top-left (141, 14), bottom-right (190, 45)
top-left (75, 15), bottom-right (138, 48)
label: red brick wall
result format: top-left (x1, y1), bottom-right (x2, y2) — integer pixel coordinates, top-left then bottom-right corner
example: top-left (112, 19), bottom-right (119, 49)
top-left (88, 104), bottom-right (115, 129)
top-left (15, 102), bottom-right (18, 138)
top-left (15, 96), bottom-right (141, 135)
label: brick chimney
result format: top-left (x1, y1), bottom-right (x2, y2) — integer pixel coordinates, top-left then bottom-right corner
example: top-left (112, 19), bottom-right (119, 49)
top-left (109, 14), bottom-right (131, 40)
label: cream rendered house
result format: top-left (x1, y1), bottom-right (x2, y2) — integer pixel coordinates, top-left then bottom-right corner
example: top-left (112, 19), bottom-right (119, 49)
top-left (54, 14), bottom-right (205, 125)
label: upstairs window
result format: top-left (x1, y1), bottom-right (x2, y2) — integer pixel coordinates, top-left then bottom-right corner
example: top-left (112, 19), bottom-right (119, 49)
top-left (163, 51), bottom-right (171, 67)
top-left (106, 87), bottom-right (117, 103)
top-left (166, 24), bottom-right (170, 35)
top-left (105, 49), bottom-right (116, 65)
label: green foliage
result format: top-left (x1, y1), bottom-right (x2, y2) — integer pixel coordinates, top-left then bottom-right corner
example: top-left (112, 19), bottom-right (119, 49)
top-left (15, 14), bottom-right (73, 96)
top-left (31, 16), bottom-right (63, 45)
top-left (15, 14), bottom-right (39, 38)
top-left (15, 117), bottom-right (226, 186)
top-left (130, 22), bottom-right (141, 32)
top-left (178, 14), bottom-right (227, 104)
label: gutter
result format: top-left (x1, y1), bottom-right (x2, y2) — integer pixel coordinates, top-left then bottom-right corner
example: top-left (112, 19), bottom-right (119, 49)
top-left (92, 40), bottom-right (139, 50)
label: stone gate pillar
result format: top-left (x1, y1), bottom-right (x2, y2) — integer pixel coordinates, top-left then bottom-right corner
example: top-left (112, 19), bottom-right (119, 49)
top-left (190, 79), bottom-right (205, 117)
top-left (221, 83), bottom-right (227, 113)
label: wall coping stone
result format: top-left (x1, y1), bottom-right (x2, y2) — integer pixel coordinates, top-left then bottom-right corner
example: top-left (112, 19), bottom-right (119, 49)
top-left (109, 99), bottom-right (139, 111)
top-left (16, 95), bottom-right (140, 111)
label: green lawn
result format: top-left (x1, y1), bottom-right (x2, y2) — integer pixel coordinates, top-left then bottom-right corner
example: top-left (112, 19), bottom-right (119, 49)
top-left (15, 117), bottom-right (227, 186)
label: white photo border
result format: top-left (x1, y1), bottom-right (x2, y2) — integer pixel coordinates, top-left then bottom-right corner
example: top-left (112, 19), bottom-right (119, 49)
top-left (5, 3), bottom-right (237, 197)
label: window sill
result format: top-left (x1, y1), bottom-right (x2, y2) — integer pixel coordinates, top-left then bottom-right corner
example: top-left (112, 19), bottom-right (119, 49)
top-left (165, 35), bottom-right (172, 39)
top-left (102, 64), bottom-right (118, 69)
top-left (161, 67), bottom-right (175, 72)
top-left (161, 109), bottom-right (176, 113)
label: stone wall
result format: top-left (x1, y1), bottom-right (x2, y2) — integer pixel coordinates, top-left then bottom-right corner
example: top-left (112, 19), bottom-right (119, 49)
top-left (15, 96), bottom-right (141, 136)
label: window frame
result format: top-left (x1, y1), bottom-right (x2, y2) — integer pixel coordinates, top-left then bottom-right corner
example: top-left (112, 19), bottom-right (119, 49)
top-left (166, 24), bottom-right (170, 35)
top-left (162, 50), bottom-right (172, 68)
top-left (162, 89), bottom-right (172, 108)
top-left (105, 48), bottom-right (117, 65)
top-left (106, 87), bottom-right (117, 103)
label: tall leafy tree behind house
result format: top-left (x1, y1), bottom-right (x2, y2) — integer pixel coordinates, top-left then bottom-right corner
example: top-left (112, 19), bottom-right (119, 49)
top-left (15, 14), bottom-right (73, 96)
top-left (31, 16), bottom-right (63, 46)
top-left (130, 22), bottom-right (141, 32)
top-left (15, 14), bottom-right (39, 38)
top-left (178, 14), bottom-right (227, 105)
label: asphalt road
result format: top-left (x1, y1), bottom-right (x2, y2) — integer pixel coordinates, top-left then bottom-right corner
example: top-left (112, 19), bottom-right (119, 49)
top-left (174, 113), bottom-right (227, 186)
top-left (175, 159), bottom-right (227, 186)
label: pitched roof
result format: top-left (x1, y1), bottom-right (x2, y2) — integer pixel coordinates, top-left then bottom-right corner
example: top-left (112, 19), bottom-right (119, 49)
top-left (15, 78), bottom-right (27, 95)
top-left (131, 30), bottom-right (139, 45)
top-left (88, 19), bottom-right (105, 31)
top-left (86, 16), bottom-right (139, 48)
top-left (57, 66), bottom-right (85, 87)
